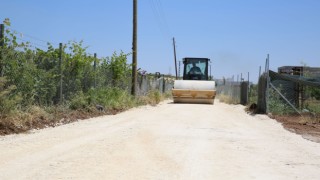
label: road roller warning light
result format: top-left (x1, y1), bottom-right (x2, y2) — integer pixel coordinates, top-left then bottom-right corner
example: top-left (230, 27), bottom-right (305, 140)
top-left (172, 57), bottom-right (216, 104)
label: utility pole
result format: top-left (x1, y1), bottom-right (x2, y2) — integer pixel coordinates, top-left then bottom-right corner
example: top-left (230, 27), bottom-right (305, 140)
top-left (131, 0), bottom-right (138, 96)
top-left (173, 37), bottom-right (177, 79)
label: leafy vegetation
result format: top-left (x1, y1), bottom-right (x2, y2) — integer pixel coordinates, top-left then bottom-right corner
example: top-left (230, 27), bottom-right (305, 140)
top-left (309, 87), bottom-right (320, 100)
top-left (0, 77), bottom-right (22, 115)
top-left (267, 87), bottom-right (296, 115)
top-left (0, 19), bottom-right (171, 135)
top-left (248, 84), bottom-right (258, 104)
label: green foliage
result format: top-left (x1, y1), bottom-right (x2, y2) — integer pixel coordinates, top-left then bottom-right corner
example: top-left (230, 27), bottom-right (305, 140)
top-left (310, 87), bottom-right (320, 100)
top-left (62, 41), bottom-right (95, 99)
top-left (68, 88), bottom-right (137, 110)
top-left (109, 51), bottom-right (132, 88)
top-left (148, 90), bottom-right (161, 105)
top-left (0, 77), bottom-right (22, 115)
top-left (267, 88), bottom-right (295, 115)
top-left (248, 84), bottom-right (258, 104)
top-left (0, 19), bottom-right (174, 135)
top-left (88, 88), bottom-right (136, 110)
top-left (0, 19), bottom-right (135, 110)
top-left (69, 91), bottom-right (89, 110)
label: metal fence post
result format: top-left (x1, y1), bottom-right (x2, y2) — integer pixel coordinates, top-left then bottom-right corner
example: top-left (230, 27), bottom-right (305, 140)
top-left (266, 54), bottom-right (270, 113)
top-left (259, 66), bottom-right (261, 78)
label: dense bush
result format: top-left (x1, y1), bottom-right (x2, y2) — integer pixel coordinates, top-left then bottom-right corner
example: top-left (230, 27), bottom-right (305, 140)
top-left (1, 19), bottom-right (135, 106)
top-left (0, 77), bottom-right (22, 115)
top-left (0, 19), bottom-right (136, 114)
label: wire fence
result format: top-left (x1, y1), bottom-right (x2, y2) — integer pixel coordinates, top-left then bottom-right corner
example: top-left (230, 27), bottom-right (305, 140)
top-left (267, 70), bottom-right (320, 115)
top-left (1, 48), bottom-right (173, 106)
top-left (216, 79), bottom-right (240, 104)
top-left (137, 75), bottom-right (174, 96)
top-left (0, 24), bottom-right (174, 112)
top-left (216, 78), bottom-right (250, 105)
top-left (255, 56), bottom-right (320, 115)
top-left (215, 53), bottom-right (320, 117)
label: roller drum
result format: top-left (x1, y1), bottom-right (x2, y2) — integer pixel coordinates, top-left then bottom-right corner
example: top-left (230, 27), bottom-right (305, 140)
top-left (172, 80), bottom-right (216, 104)
top-left (173, 80), bottom-right (215, 90)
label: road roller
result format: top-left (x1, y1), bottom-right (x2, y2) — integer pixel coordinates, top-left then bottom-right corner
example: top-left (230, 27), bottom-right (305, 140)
top-left (172, 57), bottom-right (216, 104)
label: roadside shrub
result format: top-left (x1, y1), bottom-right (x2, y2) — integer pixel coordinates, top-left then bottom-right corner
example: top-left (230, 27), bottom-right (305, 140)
top-left (69, 91), bottom-right (89, 110)
top-left (88, 88), bottom-right (136, 110)
top-left (217, 94), bottom-right (238, 104)
top-left (0, 19), bottom-right (174, 135)
top-left (143, 90), bottom-right (161, 106)
top-left (0, 77), bottom-right (22, 115)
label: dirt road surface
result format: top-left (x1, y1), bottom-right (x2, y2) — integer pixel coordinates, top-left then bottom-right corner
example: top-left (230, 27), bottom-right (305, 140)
top-left (1, 100), bottom-right (320, 180)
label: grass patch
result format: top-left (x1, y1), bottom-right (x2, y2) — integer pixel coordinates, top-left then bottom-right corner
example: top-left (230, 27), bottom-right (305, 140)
top-left (0, 88), bottom-right (172, 135)
top-left (217, 94), bottom-right (239, 104)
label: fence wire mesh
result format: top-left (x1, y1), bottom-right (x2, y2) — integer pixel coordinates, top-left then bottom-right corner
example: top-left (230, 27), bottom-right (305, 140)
top-left (268, 70), bottom-right (320, 114)
top-left (137, 75), bottom-right (174, 96)
top-left (216, 79), bottom-right (241, 104)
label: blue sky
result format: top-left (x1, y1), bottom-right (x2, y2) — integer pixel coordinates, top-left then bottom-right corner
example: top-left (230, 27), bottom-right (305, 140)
top-left (1, 0), bottom-right (320, 83)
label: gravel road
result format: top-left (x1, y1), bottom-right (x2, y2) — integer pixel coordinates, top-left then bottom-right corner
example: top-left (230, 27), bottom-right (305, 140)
top-left (1, 100), bottom-right (320, 180)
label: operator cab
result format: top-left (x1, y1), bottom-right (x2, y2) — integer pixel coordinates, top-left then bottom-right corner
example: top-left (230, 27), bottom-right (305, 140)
top-left (183, 57), bottom-right (210, 80)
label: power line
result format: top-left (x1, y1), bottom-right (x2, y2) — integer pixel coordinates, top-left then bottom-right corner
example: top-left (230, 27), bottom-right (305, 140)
top-left (149, 0), bottom-right (166, 37)
top-left (155, 0), bottom-right (171, 36)
top-left (148, 0), bottom-right (171, 39)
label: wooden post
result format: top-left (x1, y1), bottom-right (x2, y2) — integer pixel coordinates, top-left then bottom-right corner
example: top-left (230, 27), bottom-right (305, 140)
top-left (131, 0), bottom-right (138, 96)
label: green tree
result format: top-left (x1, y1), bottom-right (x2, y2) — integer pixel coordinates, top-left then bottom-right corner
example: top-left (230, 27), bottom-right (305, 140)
top-left (109, 51), bottom-right (131, 88)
